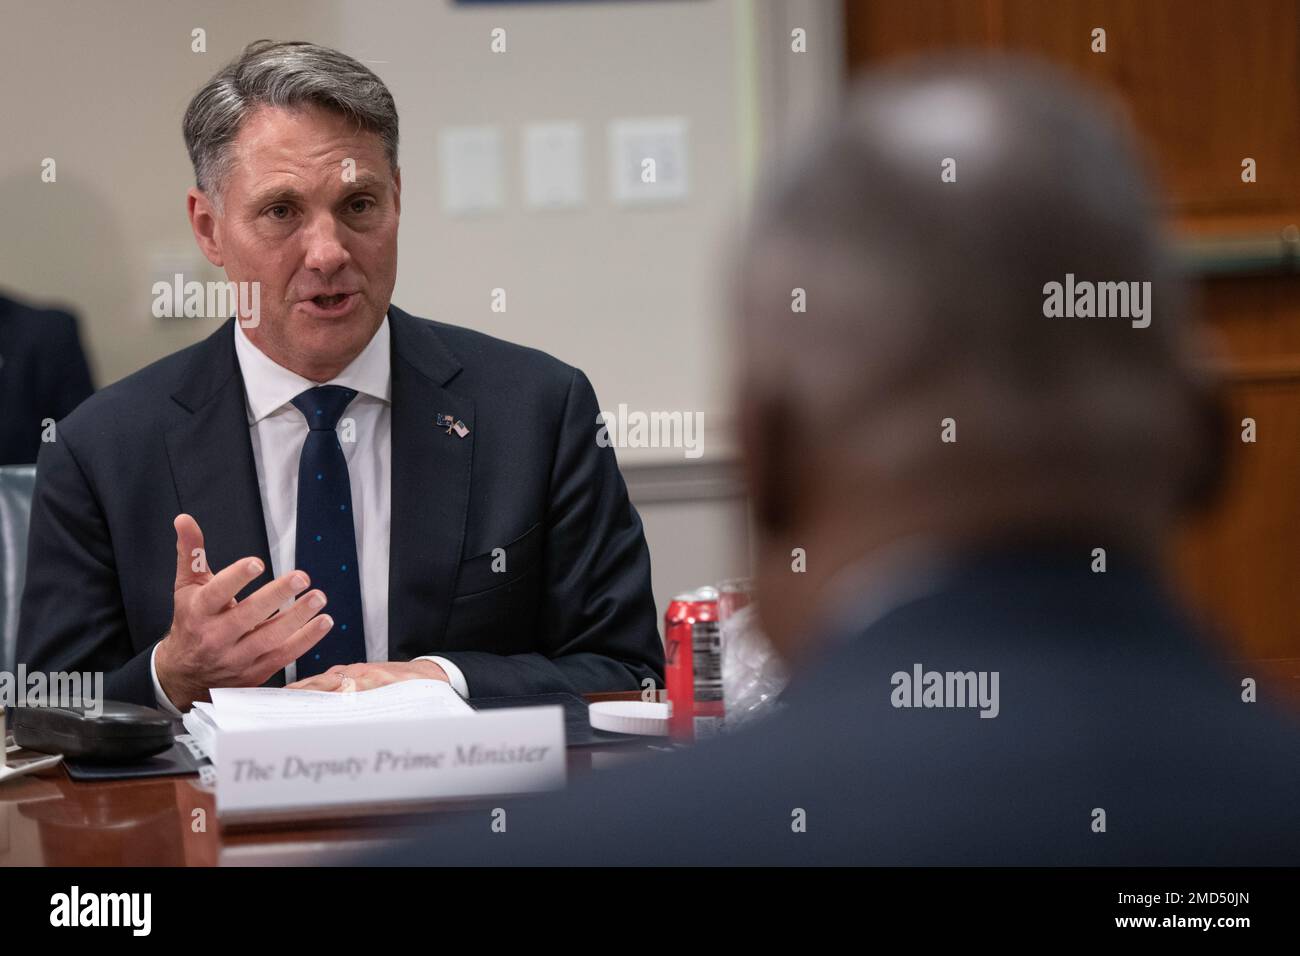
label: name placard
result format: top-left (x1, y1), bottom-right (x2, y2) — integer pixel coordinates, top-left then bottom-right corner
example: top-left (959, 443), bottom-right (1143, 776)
top-left (214, 706), bottom-right (566, 815)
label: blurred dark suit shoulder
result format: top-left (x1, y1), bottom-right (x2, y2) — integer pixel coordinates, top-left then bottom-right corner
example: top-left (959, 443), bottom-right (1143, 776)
top-left (0, 294), bottom-right (94, 465)
top-left (381, 548), bottom-right (1300, 865)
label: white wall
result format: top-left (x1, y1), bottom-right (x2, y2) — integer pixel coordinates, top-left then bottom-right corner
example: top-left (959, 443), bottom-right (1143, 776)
top-left (1, 0), bottom-right (747, 459)
top-left (0, 0), bottom-right (843, 628)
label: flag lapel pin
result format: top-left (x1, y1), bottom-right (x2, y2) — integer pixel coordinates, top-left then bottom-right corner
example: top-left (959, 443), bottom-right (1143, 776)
top-left (436, 413), bottom-right (469, 437)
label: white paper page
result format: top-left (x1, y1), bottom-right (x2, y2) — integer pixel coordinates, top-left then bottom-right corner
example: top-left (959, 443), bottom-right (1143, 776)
top-left (209, 679), bottom-right (472, 730)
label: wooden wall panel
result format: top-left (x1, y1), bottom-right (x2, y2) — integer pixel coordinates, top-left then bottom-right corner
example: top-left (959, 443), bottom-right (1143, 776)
top-left (845, 0), bottom-right (1300, 234)
top-left (997, 0), bottom-right (1300, 230)
top-left (1173, 275), bottom-right (1300, 702)
top-left (1175, 381), bottom-right (1300, 642)
top-left (843, 0), bottom-right (1300, 688)
top-left (846, 0), bottom-right (995, 54)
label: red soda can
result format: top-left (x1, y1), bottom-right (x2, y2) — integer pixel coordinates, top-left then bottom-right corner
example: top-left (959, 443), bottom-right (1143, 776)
top-left (664, 586), bottom-right (723, 741)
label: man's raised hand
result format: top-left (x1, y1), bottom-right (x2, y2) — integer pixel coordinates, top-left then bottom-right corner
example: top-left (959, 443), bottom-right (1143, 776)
top-left (154, 513), bottom-right (333, 711)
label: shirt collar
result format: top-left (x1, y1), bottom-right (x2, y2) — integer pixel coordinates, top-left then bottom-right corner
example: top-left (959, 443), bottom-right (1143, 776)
top-left (233, 313), bottom-right (392, 424)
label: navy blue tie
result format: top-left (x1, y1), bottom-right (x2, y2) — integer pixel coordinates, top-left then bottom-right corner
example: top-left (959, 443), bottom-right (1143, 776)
top-left (291, 385), bottom-right (366, 678)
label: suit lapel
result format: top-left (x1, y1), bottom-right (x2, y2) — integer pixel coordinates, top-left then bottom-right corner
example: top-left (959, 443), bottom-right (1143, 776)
top-left (162, 310), bottom-right (472, 669)
top-left (386, 306), bottom-right (474, 660)
top-left (164, 318), bottom-right (280, 682)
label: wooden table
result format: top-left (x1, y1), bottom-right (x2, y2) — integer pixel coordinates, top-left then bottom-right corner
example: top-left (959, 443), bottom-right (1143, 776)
top-left (0, 692), bottom-right (660, 866)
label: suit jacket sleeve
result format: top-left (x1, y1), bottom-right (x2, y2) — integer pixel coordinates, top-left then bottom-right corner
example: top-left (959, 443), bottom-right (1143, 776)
top-left (435, 368), bottom-right (663, 698)
top-left (17, 428), bottom-right (157, 705)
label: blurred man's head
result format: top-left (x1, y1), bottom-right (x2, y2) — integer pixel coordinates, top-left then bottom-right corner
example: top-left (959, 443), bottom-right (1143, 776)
top-left (731, 59), bottom-right (1221, 660)
top-left (183, 40), bottom-right (401, 381)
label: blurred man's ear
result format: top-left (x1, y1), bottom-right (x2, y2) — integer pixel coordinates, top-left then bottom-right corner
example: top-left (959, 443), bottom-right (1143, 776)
top-left (739, 388), bottom-right (802, 537)
top-left (186, 187), bottom-right (224, 268)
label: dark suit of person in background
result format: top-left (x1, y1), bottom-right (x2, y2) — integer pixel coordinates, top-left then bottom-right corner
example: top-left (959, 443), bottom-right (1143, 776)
top-left (377, 60), bottom-right (1300, 865)
top-left (0, 293), bottom-right (94, 465)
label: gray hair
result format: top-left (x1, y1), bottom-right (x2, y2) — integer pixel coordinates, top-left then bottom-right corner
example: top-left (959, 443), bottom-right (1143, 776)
top-left (733, 57), bottom-right (1221, 510)
top-left (182, 39), bottom-right (399, 207)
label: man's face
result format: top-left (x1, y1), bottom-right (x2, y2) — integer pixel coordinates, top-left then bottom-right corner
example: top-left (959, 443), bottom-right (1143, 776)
top-left (188, 104), bottom-right (400, 379)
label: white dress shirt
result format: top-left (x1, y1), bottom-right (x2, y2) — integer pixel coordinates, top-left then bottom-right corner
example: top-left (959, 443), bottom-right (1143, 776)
top-left (149, 313), bottom-right (468, 713)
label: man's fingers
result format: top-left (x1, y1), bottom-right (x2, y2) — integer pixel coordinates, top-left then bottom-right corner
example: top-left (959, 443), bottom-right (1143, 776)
top-left (228, 570), bottom-right (313, 633)
top-left (194, 555), bottom-right (267, 616)
top-left (285, 665), bottom-right (407, 693)
top-left (248, 614), bottom-right (334, 680)
top-left (238, 588), bottom-right (328, 664)
top-left (173, 514), bottom-right (210, 589)
top-left (285, 671), bottom-right (343, 691)
top-left (347, 671), bottom-right (392, 691)
top-left (287, 664), bottom-right (347, 690)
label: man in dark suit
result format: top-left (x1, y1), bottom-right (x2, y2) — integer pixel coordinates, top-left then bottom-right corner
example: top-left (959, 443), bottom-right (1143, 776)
top-left (17, 40), bottom-right (661, 712)
top-left (0, 293), bottom-right (94, 466)
top-left (377, 60), bottom-right (1300, 865)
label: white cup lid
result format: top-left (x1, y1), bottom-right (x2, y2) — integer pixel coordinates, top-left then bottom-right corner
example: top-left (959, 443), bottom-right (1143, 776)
top-left (588, 701), bottom-right (670, 736)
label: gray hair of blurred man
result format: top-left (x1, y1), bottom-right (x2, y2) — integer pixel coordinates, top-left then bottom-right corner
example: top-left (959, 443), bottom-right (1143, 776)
top-left (182, 39), bottom-right (399, 211)
top-left (730, 59), bottom-right (1222, 558)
